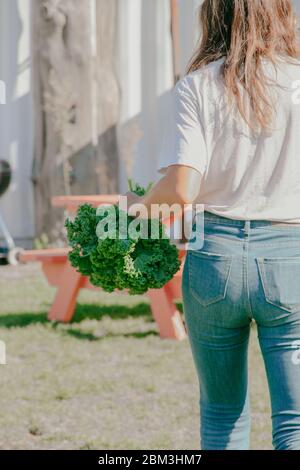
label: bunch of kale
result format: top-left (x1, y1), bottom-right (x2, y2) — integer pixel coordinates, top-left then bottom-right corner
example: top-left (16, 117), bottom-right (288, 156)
top-left (65, 180), bottom-right (181, 295)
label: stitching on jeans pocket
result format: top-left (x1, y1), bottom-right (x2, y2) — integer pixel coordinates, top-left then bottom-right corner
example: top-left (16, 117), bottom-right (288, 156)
top-left (257, 257), bottom-right (300, 313)
top-left (188, 251), bottom-right (232, 307)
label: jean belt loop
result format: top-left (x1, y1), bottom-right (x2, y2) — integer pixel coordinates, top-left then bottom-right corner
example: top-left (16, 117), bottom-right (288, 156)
top-left (243, 220), bottom-right (251, 234)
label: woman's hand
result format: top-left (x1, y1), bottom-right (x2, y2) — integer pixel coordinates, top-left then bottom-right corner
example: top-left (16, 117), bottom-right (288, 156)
top-left (124, 191), bottom-right (140, 209)
top-left (118, 191), bottom-right (143, 217)
top-left (140, 165), bottom-right (202, 211)
top-left (119, 165), bottom-right (203, 219)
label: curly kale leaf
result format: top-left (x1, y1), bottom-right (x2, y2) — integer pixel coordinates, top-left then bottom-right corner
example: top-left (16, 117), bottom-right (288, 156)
top-left (127, 178), bottom-right (153, 196)
top-left (65, 204), bottom-right (99, 255)
top-left (65, 181), bottom-right (181, 295)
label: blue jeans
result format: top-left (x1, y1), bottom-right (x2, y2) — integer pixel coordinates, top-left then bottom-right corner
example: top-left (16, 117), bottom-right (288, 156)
top-left (182, 211), bottom-right (300, 450)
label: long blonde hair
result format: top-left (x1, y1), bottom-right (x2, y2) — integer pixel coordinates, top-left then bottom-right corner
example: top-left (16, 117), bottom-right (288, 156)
top-left (187, 0), bottom-right (300, 129)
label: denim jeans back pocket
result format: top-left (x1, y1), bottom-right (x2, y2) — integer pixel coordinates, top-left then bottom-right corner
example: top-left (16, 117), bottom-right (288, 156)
top-left (188, 250), bottom-right (232, 307)
top-left (257, 257), bottom-right (300, 313)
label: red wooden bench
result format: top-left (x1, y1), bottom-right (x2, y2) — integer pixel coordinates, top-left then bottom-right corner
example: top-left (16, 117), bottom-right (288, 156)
top-left (19, 195), bottom-right (187, 340)
top-left (19, 247), bottom-right (186, 340)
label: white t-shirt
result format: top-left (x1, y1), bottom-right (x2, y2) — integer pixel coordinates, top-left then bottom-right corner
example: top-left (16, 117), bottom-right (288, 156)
top-left (157, 57), bottom-right (300, 222)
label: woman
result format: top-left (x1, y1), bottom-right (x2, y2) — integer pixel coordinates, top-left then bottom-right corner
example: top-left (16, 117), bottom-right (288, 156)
top-left (126, 0), bottom-right (300, 450)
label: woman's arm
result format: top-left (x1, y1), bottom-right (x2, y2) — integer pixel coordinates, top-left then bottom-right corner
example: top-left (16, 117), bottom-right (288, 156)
top-left (123, 164), bottom-right (203, 219)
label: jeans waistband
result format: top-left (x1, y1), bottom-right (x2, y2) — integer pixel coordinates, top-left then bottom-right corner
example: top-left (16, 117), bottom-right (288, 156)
top-left (202, 211), bottom-right (300, 228)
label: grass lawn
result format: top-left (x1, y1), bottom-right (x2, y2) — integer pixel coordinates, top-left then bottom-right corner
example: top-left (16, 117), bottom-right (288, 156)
top-left (0, 263), bottom-right (272, 450)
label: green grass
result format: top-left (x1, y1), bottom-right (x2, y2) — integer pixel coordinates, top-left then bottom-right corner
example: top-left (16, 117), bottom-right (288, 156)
top-left (0, 263), bottom-right (272, 449)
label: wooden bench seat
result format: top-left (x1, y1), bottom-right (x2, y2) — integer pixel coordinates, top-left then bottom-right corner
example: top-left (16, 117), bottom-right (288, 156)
top-left (19, 247), bottom-right (186, 340)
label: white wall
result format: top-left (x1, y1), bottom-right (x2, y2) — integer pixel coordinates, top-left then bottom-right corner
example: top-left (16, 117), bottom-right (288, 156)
top-left (0, 0), bottom-right (201, 244)
top-left (117, 0), bottom-right (202, 192)
top-left (0, 0), bottom-right (34, 248)
top-left (0, 0), bottom-right (298, 244)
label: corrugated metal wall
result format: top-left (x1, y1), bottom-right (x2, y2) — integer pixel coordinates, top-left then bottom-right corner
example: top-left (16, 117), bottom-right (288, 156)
top-left (0, 0), bottom-right (34, 247)
top-left (0, 0), bottom-right (299, 245)
top-left (117, 0), bottom-right (202, 192)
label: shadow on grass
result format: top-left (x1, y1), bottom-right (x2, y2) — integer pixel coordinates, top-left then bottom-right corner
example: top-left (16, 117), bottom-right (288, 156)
top-left (0, 300), bottom-right (183, 340)
top-left (0, 301), bottom-right (157, 330)
top-left (63, 328), bottom-right (158, 341)
top-left (0, 312), bottom-right (48, 328)
top-left (72, 302), bottom-right (152, 323)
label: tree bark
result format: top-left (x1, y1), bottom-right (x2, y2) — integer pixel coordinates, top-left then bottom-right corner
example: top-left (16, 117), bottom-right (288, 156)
top-left (31, 0), bottom-right (120, 241)
top-left (95, 0), bottom-right (120, 194)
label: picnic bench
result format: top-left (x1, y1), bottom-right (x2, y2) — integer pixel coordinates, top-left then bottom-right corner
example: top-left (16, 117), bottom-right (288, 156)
top-left (19, 195), bottom-right (187, 340)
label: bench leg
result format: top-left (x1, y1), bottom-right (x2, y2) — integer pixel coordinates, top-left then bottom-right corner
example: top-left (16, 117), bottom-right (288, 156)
top-left (147, 284), bottom-right (186, 340)
top-left (48, 263), bottom-right (82, 323)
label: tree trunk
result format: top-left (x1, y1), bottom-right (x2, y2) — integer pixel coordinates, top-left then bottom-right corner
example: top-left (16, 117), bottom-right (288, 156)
top-left (95, 0), bottom-right (120, 194)
top-left (31, 0), bottom-right (120, 241)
